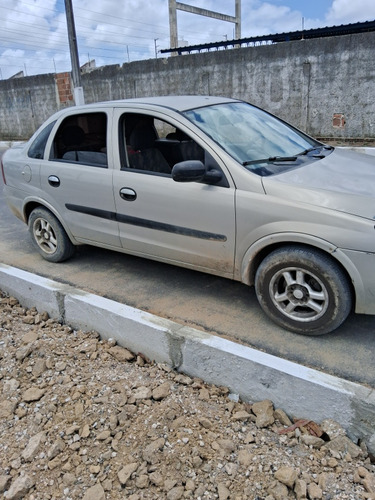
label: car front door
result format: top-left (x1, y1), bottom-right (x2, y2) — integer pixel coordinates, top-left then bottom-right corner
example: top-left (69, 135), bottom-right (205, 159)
top-left (111, 109), bottom-right (236, 277)
top-left (41, 109), bottom-right (121, 248)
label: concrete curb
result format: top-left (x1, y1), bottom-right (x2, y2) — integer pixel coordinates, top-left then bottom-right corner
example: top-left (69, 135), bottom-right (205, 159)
top-left (1, 262), bottom-right (374, 453)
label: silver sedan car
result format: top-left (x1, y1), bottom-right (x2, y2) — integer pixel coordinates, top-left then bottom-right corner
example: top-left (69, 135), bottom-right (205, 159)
top-left (2, 96), bottom-right (375, 336)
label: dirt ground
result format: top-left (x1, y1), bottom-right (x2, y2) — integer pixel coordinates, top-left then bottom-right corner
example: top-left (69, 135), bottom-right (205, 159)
top-left (0, 290), bottom-right (374, 500)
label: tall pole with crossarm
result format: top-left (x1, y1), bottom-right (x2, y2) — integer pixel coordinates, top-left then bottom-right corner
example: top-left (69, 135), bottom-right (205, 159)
top-left (169, 0), bottom-right (241, 50)
top-left (64, 0), bottom-right (85, 105)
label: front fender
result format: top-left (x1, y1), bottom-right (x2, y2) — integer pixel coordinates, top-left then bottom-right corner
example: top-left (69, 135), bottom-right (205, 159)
top-left (238, 232), bottom-right (338, 285)
top-left (238, 232), bottom-right (373, 314)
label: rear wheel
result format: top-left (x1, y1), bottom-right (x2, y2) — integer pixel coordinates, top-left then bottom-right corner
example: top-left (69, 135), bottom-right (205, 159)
top-left (28, 207), bottom-right (75, 262)
top-left (254, 246), bottom-right (352, 335)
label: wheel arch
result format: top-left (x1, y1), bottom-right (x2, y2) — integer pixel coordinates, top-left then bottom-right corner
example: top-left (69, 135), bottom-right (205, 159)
top-left (240, 233), bottom-right (358, 306)
top-left (23, 200), bottom-right (78, 245)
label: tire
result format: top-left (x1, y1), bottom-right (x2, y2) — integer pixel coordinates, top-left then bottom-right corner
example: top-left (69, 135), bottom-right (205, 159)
top-left (28, 207), bottom-right (75, 263)
top-left (254, 246), bottom-right (352, 336)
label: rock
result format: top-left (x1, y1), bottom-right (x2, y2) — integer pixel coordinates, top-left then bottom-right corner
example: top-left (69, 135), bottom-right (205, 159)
top-left (320, 419), bottom-right (347, 439)
top-left (3, 378), bottom-right (20, 394)
top-left (5, 474), bottom-right (35, 500)
top-left (198, 417), bottom-right (212, 429)
top-left (274, 466), bottom-right (298, 488)
top-left (185, 479), bottom-right (195, 491)
top-left (15, 345), bottom-right (33, 361)
top-left (135, 474), bottom-right (149, 488)
top-left (149, 471), bottom-right (164, 486)
top-left (174, 374), bottom-right (192, 385)
top-left (108, 346), bottom-right (134, 362)
top-left (152, 382), bottom-right (171, 400)
top-left (267, 480), bottom-right (289, 500)
top-left (47, 438), bottom-right (65, 460)
top-left (166, 486), bottom-right (185, 500)
top-left (22, 431), bottom-right (45, 461)
top-left (55, 361), bottom-right (67, 372)
top-left (21, 331), bottom-right (38, 344)
top-left (238, 449), bottom-right (253, 467)
top-left (117, 462), bottom-right (138, 485)
top-left (232, 410), bottom-right (251, 421)
top-left (142, 438), bottom-right (165, 463)
top-left (356, 466), bottom-right (375, 493)
top-left (22, 387), bottom-right (45, 402)
top-left (199, 388), bottom-right (210, 400)
top-left (301, 434), bottom-right (325, 448)
top-left (32, 358), bottom-right (47, 377)
top-left (252, 400), bottom-right (275, 428)
top-left (96, 430), bottom-right (111, 441)
top-left (0, 475), bottom-right (11, 493)
top-left (164, 479), bottom-right (177, 491)
top-left (0, 400), bottom-right (17, 418)
top-left (307, 482), bottom-right (323, 499)
top-left (82, 483), bottom-right (106, 500)
top-left (22, 315), bottom-right (35, 325)
top-left (216, 439), bottom-right (236, 454)
top-left (294, 478), bottom-right (307, 499)
top-left (274, 408), bottom-right (293, 426)
top-left (322, 435), bottom-right (363, 458)
top-left (62, 473), bottom-right (76, 486)
top-left (79, 423), bottom-right (90, 438)
top-left (217, 483), bottom-right (230, 500)
top-left (133, 386), bottom-right (152, 400)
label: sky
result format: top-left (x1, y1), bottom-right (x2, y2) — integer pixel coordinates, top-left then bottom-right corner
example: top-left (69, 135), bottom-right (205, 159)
top-left (1, 0), bottom-right (375, 80)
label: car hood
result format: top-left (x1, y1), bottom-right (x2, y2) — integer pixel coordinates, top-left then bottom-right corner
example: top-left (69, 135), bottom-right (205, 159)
top-left (262, 148), bottom-right (375, 220)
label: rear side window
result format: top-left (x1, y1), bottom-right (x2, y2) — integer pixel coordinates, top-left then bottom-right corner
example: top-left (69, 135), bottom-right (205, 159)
top-left (50, 112), bottom-right (108, 168)
top-left (28, 121), bottom-right (56, 159)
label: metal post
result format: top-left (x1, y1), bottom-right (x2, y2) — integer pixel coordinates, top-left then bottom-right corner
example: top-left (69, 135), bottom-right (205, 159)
top-left (64, 0), bottom-right (85, 105)
top-left (154, 39), bottom-right (159, 58)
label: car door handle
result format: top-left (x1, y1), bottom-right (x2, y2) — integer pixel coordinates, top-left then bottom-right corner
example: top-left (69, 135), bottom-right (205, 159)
top-left (120, 187), bottom-right (137, 201)
top-left (48, 175), bottom-right (60, 187)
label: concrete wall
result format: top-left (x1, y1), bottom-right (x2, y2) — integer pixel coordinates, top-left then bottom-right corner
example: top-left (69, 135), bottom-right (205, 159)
top-left (1, 31), bottom-right (374, 141)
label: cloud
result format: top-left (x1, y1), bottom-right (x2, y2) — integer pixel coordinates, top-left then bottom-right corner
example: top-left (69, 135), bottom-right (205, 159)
top-left (325, 0), bottom-right (375, 24)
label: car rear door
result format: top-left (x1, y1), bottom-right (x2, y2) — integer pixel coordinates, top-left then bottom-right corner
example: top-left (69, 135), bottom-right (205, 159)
top-left (40, 108), bottom-right (121, 248)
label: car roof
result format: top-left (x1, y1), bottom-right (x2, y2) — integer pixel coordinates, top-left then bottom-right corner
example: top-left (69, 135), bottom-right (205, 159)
top-left (72, 95), bottom-right (241, 113)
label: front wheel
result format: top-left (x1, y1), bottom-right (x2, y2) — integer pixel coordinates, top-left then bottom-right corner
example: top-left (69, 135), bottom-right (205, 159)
top-left (254, 246), bottom-right (352, 336)
top-left (28, 207), bottom-right (75, 262)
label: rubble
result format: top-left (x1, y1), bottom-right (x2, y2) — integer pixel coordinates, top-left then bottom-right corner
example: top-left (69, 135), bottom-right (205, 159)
top-left (0, 291), bottom-right (374, 499)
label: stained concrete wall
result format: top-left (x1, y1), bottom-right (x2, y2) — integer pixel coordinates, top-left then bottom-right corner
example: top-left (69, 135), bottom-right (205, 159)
top-left (1, 31), bottom-right (374, 141)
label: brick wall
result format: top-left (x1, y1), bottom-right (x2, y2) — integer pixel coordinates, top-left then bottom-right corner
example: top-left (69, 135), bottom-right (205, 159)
top-left (55, 72), bottom-right (73, 104)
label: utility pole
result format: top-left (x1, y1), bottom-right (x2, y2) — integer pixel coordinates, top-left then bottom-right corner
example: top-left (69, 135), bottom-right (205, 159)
top-left (64, 0), bottom-right (85, 105)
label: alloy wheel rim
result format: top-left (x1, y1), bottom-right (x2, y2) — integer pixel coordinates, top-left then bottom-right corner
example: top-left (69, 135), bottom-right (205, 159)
top-left (33, 218), bottom-right (57, 254)
top-left (269, 267), bottom-right (329, 323)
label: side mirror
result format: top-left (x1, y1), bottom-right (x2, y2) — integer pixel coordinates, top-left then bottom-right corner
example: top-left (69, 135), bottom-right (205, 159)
top-left (172, 160), bottom-right (206, 182)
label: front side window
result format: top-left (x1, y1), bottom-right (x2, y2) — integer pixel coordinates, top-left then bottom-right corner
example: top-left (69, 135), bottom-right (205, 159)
top-left (119, 113), bottom-right (205, 175)
top-left (50, 112), bottom-right (108, 168)
top-left (28, 121), bottom-right (56, 159)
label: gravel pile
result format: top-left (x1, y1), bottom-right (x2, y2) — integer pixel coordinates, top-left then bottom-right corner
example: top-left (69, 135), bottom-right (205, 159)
top-left (0, 290), bottom-right (374, 500)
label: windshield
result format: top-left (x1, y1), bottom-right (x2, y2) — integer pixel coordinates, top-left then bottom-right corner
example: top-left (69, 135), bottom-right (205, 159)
top-left (184, 102), bottom-right (321, 174)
